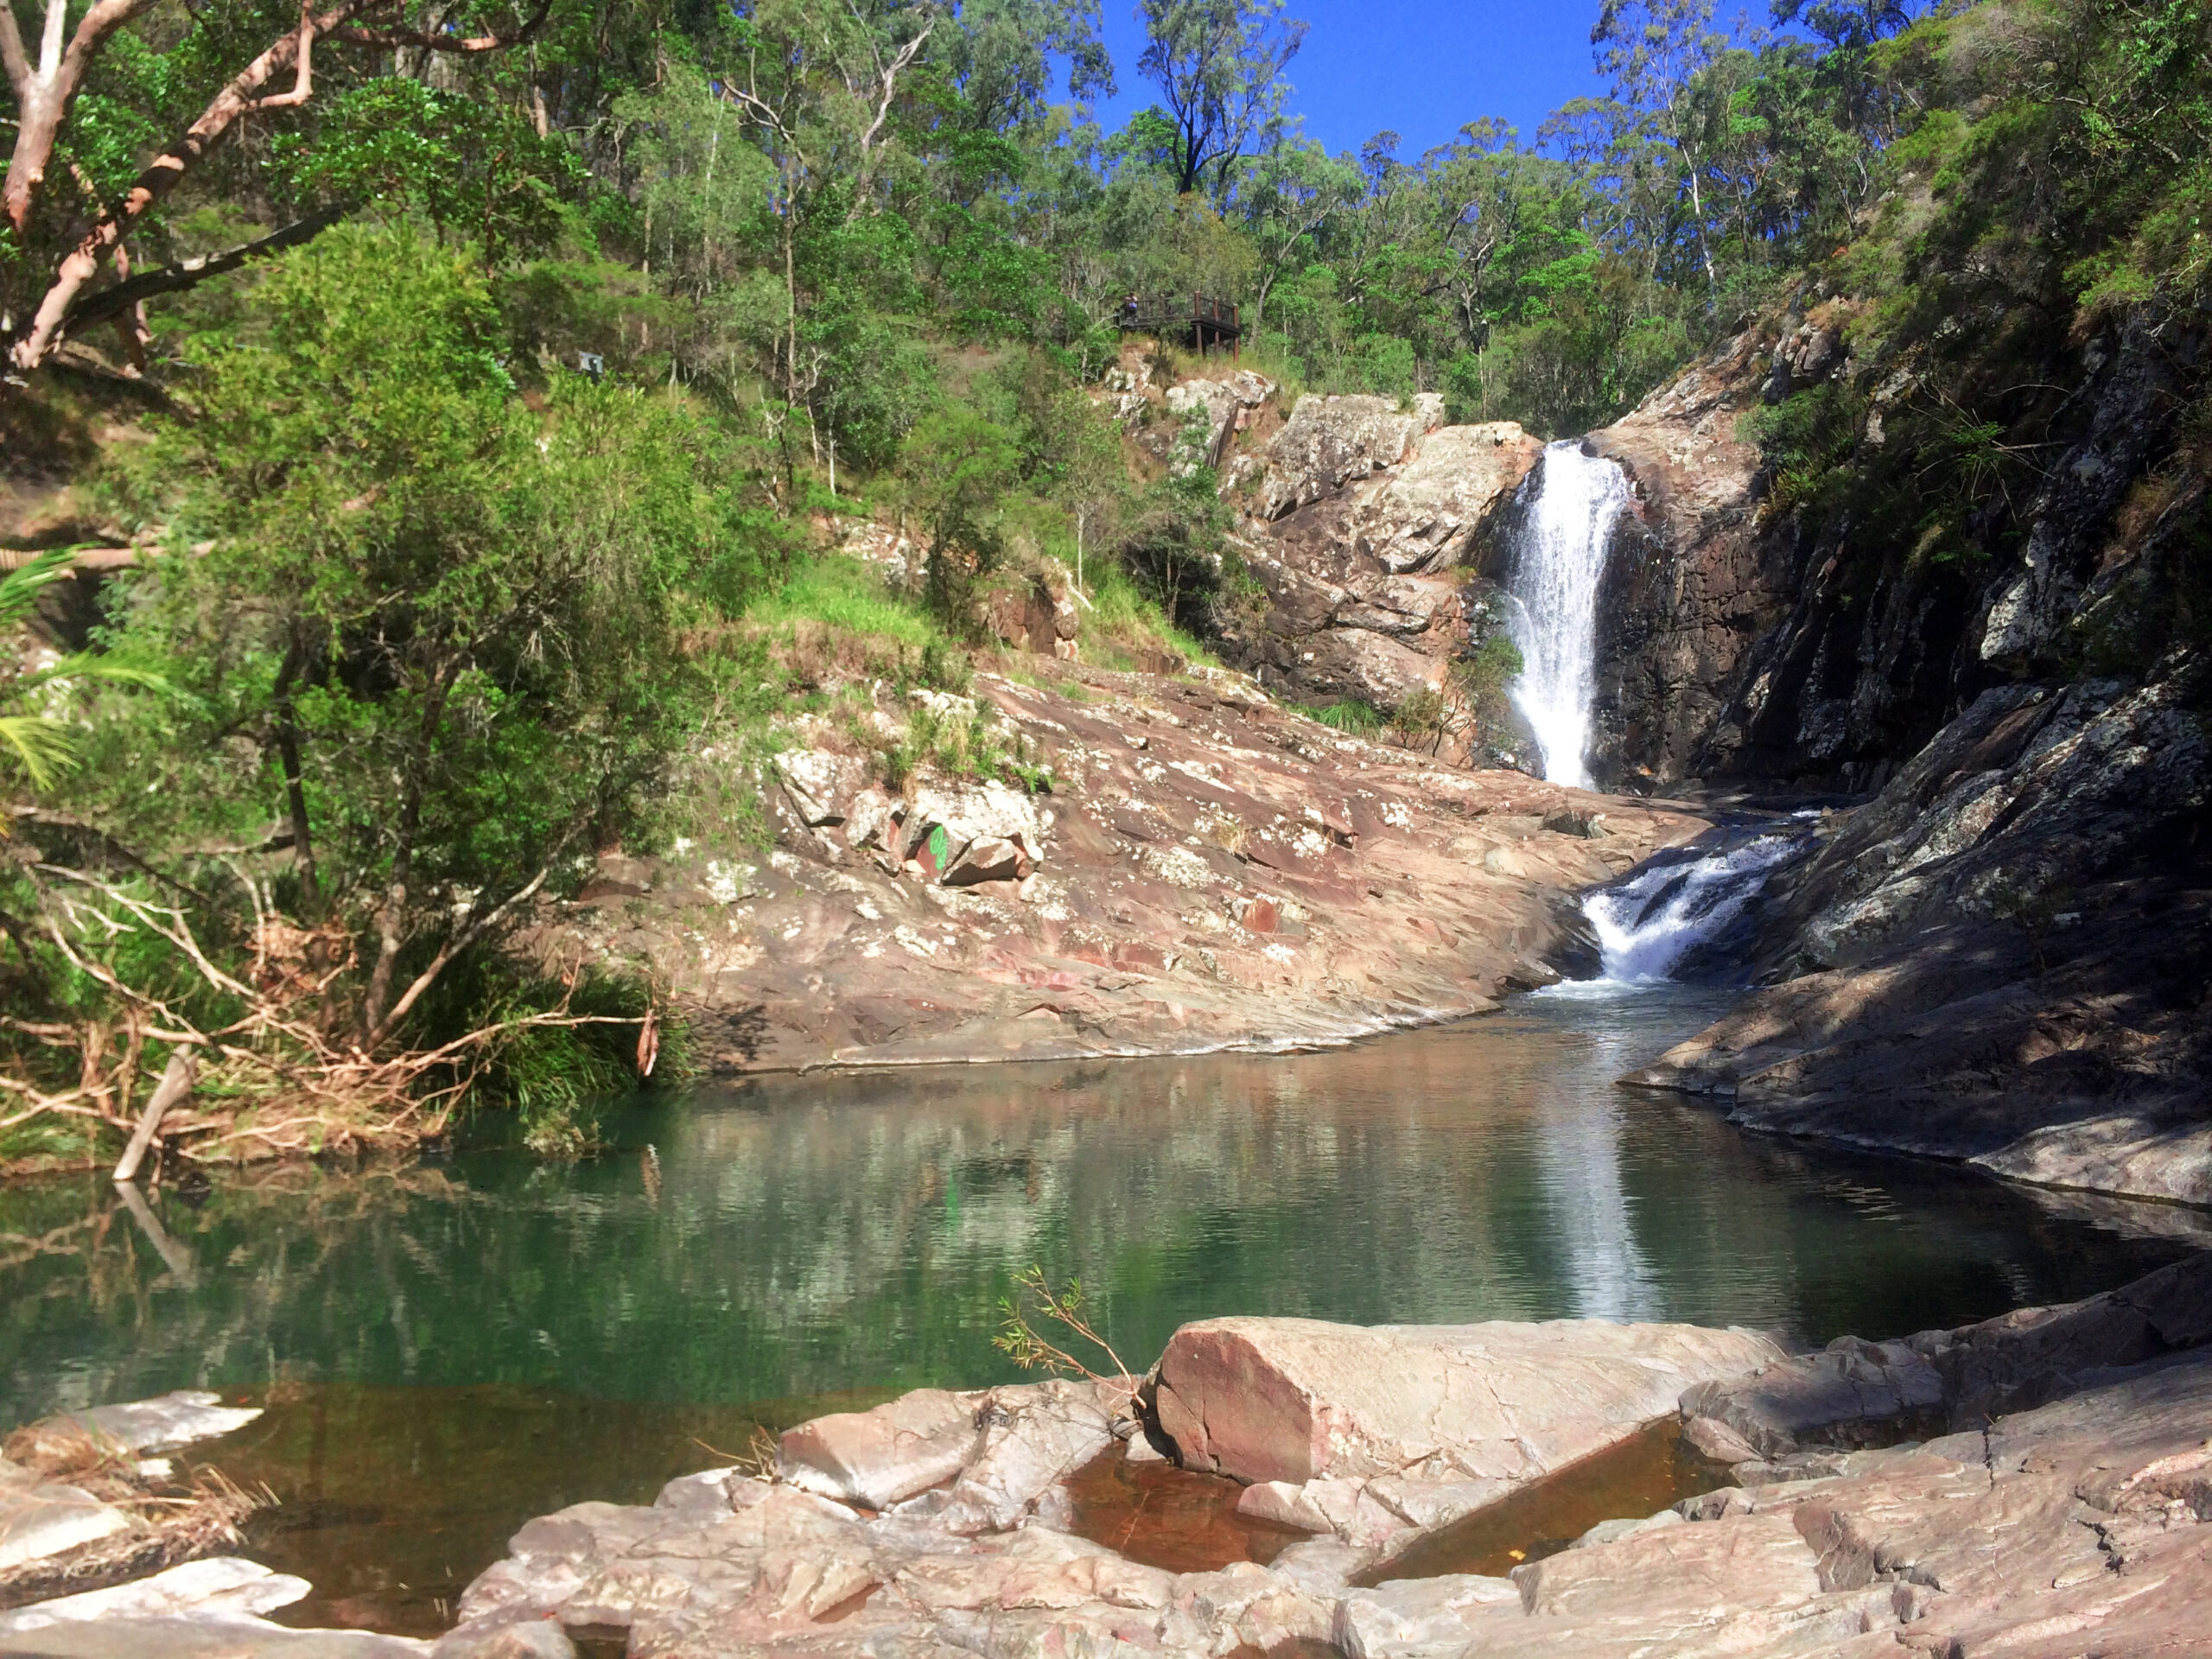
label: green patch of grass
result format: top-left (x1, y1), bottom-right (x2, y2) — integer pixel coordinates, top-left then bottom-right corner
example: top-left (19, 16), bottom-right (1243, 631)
top-left (746, 556), bottom-right (941, 650)
top-left (1297, 699), bottom-right (1384, 735)
top-left (880, 702), bottom-right (1054, 795)
top-left (1079, 563), bottom-right (1219, 671)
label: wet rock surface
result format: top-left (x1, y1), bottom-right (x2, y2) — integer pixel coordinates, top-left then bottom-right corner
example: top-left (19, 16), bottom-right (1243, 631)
top-left (418, 1256), bottom-right (2212, 1659)
top-left (1581, 330), bottom-right (1793, 791)
top-left (1630, 659), bottom-right (2211, 1206)
top-left (542, 662), bottom-right (1706, 1075)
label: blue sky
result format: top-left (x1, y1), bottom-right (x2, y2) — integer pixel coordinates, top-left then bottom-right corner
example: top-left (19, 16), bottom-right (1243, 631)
top-left (1085, 1), bottom-right (1618, 160)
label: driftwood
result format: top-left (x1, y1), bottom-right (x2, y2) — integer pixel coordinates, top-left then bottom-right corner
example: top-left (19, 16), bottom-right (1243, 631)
top-left (3, 862), bottom-right (652, 1171)
top-left (111, 1048), bottom-right (194, 1183)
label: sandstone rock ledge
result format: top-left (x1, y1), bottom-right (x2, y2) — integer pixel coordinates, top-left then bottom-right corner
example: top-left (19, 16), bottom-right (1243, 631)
top-left (428, 1255), bottom-right (2212, 1659)
top-left (547, 664), bottom-right (1707, 1075)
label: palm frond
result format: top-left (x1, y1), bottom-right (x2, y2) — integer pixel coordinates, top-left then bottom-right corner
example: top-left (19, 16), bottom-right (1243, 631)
top-left (0, 713), bottom-right (76, 790)
top-left (0, 549), bottom-right (80, 630)
top-left (18, 653), bottom-right (181, 699)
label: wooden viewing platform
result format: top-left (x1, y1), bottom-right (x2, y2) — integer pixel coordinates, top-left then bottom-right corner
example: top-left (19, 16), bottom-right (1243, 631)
top-left (1116, 292), bottom-right (1243, 357)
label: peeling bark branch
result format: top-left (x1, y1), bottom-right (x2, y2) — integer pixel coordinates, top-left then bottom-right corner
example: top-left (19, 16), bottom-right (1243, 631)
top-left (7, 0), bottom-right (544, 374)
top-left (9, 0), bottom-right (370, 373)
top-left (2, 0), bottom-right (159, 234)
top-left (58, 203), bottom-right (349, 336)
top-left (843, 10), bottom-right (934, 222)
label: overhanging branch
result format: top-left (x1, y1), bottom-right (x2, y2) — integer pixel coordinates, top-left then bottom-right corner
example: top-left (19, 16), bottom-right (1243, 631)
top-left (60, 202), bottom-right (350, 334)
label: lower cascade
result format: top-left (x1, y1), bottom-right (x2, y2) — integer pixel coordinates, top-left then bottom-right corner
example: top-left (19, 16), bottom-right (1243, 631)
top-left (1504, 441), bottom-right (1632, 791)
top-left (1578, 830), bottom-right (1808, 985)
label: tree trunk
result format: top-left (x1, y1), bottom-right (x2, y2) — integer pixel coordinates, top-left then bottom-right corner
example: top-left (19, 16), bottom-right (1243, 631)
top-left (270, 634), bottom-right (322, 916)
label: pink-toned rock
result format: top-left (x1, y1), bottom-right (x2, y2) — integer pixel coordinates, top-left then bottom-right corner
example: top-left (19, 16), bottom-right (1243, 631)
top-left (1153, 1317), bottom-right (1785, 1486)
top-left (1511, 1510), bottom-right (1822, 1619)
top-left (777, 1389), bottom-right (977, 1510)
top-left (941, 836), bottom-right (1025, 887)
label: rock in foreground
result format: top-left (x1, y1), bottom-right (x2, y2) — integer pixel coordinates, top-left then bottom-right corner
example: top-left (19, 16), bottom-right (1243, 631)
top-left (1152, 1316), bottom-right (1781, 1541)
top-left (436, 1257), bottom-right (2212, 1657)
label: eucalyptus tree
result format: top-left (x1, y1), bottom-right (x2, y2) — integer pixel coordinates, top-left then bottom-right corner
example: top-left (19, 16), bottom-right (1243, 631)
top-left (1591, 0), bottom-right (1732, 291)
top-left (1135, 0), bottom-right (1306, 206)
top-left (1236, 136), bottom-right (1361, 327)
top-left (0, 0), bottom-right (556, 376)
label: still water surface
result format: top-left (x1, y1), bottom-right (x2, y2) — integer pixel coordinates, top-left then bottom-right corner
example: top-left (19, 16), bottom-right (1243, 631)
top-left (0, 988), bottom-right (2192, 1630)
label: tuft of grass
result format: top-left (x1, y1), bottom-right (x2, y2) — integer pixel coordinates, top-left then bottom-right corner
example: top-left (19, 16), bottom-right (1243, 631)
top-left (880, 702), bottom-right (1053, 794)
top-left (1302, 699), bottom-right (1384, 735)
top-left (1079, 561), bottom-right (1218, 671)
top-left (747, 556), bottom-right (942, 651)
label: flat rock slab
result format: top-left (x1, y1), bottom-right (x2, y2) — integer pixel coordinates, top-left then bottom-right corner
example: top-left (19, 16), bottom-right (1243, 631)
top-left (1685, 1252), bottom-right (2212, 1459)
top-left (1153, 1316), bottom-right (1784, 1489)
top-left (442, 1280), bottom-right (2212, 1659)
top-left (0, 1478), bottom-right (130, 1574)
top-left (0, 1620), bottom-right (431, 1656)
top-left (0, 1556), bottom-right (309, 1633)
top-left (0, 1551), bottom-right (426, 1658)
top-left (10, 1391), bottom-right (261, 1462)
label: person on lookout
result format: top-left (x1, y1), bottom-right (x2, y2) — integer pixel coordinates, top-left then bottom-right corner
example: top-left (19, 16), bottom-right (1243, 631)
top-left (1121, 293), bottom-right (1140, 326)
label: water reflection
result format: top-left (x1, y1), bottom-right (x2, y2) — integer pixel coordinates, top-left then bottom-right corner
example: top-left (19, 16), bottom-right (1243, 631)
top-left (3, 988), bottom-right (2194, 1432)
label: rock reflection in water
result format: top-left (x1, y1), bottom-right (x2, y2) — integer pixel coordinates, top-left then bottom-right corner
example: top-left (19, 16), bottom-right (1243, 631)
top-left (0, 989), bottom-right (2198, 1632)
top-left (2, 988), bottom-right (2196, 1434)
top-left (1060, 1446), bottom-right (1300, 1574)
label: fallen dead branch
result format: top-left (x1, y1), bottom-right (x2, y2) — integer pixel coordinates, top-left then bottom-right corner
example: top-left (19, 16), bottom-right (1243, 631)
top-left (3, 859), bottom-right (660, 1175)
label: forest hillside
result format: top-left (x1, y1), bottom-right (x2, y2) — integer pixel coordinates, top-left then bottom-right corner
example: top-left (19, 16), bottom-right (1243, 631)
top-left (1, 0), bottom-right (2206, 1170)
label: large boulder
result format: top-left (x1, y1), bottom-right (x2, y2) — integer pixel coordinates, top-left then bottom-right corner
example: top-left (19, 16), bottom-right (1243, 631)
top-left (1222, 419), bottom-right (1537, 721)
top-left (1257, 394), bottom-right (1444, 520)
top-left (772, 749), bottom-right (874, 829)
top-left (777, 1389), bottom-right (979, 1510)
top-left (1351, 422), bottom-right (1541, 575)
top-left (1151, 1317), bottom-right (1783, 1538)
top-left (893, 780), bottom-right (1046, 885)
top-left (1162, 372), bottom-right (1274, 468)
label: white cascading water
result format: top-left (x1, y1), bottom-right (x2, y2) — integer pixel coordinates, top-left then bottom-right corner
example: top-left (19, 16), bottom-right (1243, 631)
top-left (1504, 441), bottom-right (1632, 791)
top-left (1579, 830), bottom-right (1808, 985)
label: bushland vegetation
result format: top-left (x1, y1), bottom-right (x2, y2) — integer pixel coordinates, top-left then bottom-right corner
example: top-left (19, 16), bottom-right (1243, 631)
top-left (2, 0), bottom-right (2206, 1166)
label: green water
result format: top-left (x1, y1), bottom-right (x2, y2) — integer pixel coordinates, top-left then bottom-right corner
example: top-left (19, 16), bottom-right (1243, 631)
top-left (0, 987), bottom-right (2195, 1630)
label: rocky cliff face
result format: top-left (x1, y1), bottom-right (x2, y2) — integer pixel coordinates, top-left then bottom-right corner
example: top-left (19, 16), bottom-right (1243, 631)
top-left (1571, 289), bottom-right (2211, 1209)
top-left (1582, 297), bottom-right (2205, 795)
top-left (1205, 387), bottom-right (1541, 721)
top-left (1628, 656), bottom-right (2211, 1207)
top-left (1580, 332), bottom-right (1796, 791)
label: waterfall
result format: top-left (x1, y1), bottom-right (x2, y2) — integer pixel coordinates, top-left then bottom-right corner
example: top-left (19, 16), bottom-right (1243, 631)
top-left (1504, 442), bottom-right (1631, 791)
top-left (1579, 830), bottom-right (1808, 986)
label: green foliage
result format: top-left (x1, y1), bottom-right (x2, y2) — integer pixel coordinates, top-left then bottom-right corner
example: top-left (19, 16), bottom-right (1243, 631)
top-left (92, 226), bottom-right (750, 1041)
top-left (901, 409), bottom-right (1022, 623)
top-left (274, 79), bottom-right (585, 270)
top-left (427, 959), bottom-right (686, 1158)
top-left (1306, 699), bottom-right (1383, 734)
top-left (0, 551), bottom-right (172, 793)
